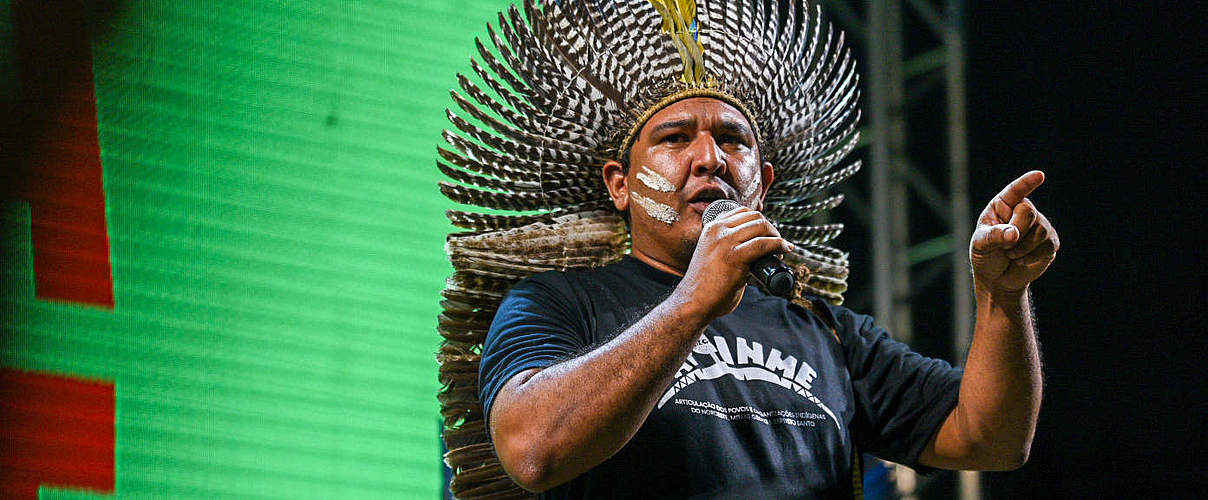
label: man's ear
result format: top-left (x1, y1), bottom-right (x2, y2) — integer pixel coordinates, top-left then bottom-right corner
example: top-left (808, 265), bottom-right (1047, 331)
top-left (603, 160), bottom-right (630, 211)
top-left (755, 161), bottom-right (775, 212)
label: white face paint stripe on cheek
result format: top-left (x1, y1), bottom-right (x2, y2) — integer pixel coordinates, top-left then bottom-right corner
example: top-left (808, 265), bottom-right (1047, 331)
top-left (637, 166), bottom-right (676, 193)
top-left (741, 175), bottom-right (761, 203)
top-left (631, 192), bottom-right (680, 225)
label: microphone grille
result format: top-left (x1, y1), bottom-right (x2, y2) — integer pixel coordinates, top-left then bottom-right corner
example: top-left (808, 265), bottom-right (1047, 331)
top-left (701, 199), bottom-right (743, 225)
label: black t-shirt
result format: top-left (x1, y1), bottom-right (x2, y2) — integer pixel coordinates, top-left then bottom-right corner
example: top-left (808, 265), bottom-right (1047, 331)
top-left (480, 256), bottom-right (962, 499)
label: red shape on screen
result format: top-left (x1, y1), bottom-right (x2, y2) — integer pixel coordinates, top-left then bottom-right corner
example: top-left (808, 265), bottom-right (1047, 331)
top-left (0, 368), bottom-right (116, 499)
top-left (9, 0), bottom-right (115, 308)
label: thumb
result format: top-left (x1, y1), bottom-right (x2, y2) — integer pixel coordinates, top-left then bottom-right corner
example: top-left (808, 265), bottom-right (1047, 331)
top-left (971, 224), bottom-right (1019, 254)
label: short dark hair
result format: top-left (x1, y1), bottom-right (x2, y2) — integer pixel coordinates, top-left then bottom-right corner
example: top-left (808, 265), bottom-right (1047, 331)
top-left (618, 144), bottom-right (633, 171)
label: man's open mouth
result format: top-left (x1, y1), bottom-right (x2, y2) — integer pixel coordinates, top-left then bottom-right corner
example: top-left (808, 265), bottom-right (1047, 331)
top-left (688, 186), bottom-right (731, 213)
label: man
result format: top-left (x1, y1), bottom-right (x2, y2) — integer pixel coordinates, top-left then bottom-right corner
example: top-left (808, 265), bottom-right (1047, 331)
top-left (479, 98), bottom-right (1055, 497)
top-left (436, 2), bottom-right (1057, 498)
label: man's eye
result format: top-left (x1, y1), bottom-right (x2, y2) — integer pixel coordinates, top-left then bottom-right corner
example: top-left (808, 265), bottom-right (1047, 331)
top-left (718, 134), bottom-right (746, 146)
top-left (662, 134), bottom-right (688, 143)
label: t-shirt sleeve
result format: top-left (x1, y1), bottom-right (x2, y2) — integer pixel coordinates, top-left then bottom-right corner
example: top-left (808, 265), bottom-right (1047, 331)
top-left (478, 273), bottom-right (589, 424)
top-left (832, 305), bottom-right (963, 473)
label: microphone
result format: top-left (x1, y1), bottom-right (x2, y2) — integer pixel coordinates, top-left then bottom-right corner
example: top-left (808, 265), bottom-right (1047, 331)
top-left (701, 199), bottom-right (796, 298)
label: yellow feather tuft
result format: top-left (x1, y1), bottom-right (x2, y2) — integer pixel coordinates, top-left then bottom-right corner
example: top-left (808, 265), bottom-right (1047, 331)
top-left (646, 0), bottom-right (705, 84)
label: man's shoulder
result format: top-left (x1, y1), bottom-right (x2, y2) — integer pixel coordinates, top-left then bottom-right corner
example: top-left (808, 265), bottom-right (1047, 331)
top-left (737, 290), bottom-right (846, 325)
top-left (742, 293), bottom-right (878, 348)
top-left (788, 297), bottom-right (872, 332)
top-left (502, 258), bottom-right (631, 309)
top-left (514, 257), bottom-right (634, 289)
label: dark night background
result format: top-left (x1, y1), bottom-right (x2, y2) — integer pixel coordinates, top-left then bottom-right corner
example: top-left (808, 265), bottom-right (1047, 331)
top-left (826, 1), bottom-right (1203, 497)
top-left (969, 3), bottom-right (1203, 497)
top-left (834, 1), bottom-right (1204, 497)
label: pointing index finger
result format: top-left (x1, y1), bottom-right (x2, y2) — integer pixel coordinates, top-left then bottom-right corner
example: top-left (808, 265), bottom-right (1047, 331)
top-left (996, 170), bottom-right (1046, 207)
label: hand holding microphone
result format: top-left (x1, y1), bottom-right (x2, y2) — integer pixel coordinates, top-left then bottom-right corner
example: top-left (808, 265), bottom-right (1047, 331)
top-left (673, 199), bottom-right (796, 321)
top-left (701, 200), bottom-right (796, 298)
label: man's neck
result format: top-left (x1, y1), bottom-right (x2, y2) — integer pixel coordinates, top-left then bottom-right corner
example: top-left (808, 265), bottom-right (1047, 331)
top-left (629, 247), bottom-right (687, 277)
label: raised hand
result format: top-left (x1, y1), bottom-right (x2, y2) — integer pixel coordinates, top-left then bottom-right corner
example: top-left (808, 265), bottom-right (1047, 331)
top-left (969, 170), bottom-right (1060, 295)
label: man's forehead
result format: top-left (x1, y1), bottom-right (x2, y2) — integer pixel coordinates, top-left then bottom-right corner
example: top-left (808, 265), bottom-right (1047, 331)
top-left (645, 97), bottom-right (752, 130)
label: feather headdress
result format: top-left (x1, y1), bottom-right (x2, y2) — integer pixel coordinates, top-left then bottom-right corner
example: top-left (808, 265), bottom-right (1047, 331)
top-left (437, 1), bottom-right (859, 497)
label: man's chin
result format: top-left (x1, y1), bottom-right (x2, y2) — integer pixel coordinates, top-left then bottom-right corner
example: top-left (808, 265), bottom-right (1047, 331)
top-left (677, 236), bottom-right (698, 264)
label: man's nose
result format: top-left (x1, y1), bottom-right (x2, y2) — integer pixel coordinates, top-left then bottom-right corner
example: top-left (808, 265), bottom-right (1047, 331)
top-left (690, 133), bottom-right (727, 178)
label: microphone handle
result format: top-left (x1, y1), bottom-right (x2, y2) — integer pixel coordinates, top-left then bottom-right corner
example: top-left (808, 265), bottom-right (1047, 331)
top-left (751, 253), bottom-right (795, 298)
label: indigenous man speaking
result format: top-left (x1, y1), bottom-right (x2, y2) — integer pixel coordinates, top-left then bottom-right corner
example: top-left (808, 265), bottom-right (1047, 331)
top-left (434, 1), bottom-right (1059, 498)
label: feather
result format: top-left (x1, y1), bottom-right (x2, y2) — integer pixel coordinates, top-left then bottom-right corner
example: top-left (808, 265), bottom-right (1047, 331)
top-left (764, 193), bottom-right (845, 222)
top-left (449, 87), bottom-right (597, 157)
top-left (531, 0), bottom-right (629, 108)
top-left (437, 160), bottom-right (537, 193)
top-left (464, 61), bottom-right (600, 148)
top-left (439, 181), bottom-right (605, 212)
top-left (445, 110), bottom-right (603, 169)
top-left (476, 31), bottom-right (531, 98)
top-left (444, 202), bottom-right (613, 231)
top-left (437, 144), bottom-right (534, 184)
top-left (773, 222), bottom-right (844, 245)
top-left (775, 116), bottom-right (860, 177)
top-left (445, 210), bottom-right (553, 231)
top-left (767, 160), bottom-right (862, 203)
top-left (441, 130), bottom-right (595, 183)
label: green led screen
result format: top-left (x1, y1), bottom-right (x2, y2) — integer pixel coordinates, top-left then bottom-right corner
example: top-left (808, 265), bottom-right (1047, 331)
top-left (1, 1), bottom-right (510, 498)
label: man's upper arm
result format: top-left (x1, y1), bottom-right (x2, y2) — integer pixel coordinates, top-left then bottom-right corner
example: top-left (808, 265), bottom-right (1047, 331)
top-left (478, 274), bottom-right (586, 425)
top-left (837, 306), bottom-right (964, 472)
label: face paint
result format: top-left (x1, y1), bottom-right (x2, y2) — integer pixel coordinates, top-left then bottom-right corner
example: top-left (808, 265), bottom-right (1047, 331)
top-left (741, 174), bottom-right (761, 204)
top-left (636, 166), bottom-right (675, 193)
top-left (631, 192), bottom-right (679, 225)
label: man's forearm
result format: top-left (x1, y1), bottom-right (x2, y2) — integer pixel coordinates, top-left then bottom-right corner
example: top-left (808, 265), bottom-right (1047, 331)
top-left (925, 170), bottom-right (1055, 470)
top-left (957, 286), bottom-right (1043, 468)
top-left (489, 291), bottom-right (711, 492)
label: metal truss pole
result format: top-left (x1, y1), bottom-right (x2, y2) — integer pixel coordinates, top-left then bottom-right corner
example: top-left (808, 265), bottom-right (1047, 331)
top-left (869, 1), bottom-right (917, 496)
top-left (945, 2), bottom-right (980, 498)
top-left (826, 0), bottom-right (976, 498)
top-left (868, 0), bottom-right (909, 342)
